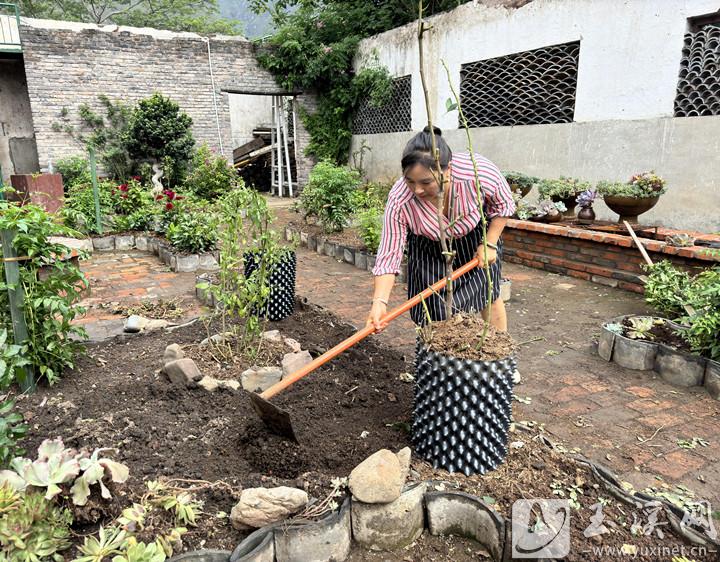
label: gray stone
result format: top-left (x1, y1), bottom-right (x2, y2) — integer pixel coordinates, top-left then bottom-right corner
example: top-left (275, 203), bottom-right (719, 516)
top-left (351, 483), bottom-right (426, 550)
top-left (334, 244), bottom-right (345, 261)
top-left (354, 251), bottom-right (368, 271)
top-left (147, 237), bottom-right (160, 255)
top-left (612, 335), bottom-right (657, 371)
top-left (425, 491), bottom-right (504, 562)
top-left (163, 343), bottom-right (184, 365)
top-left (324, 241), bottom-right (337, 258)
top-left (93, 235), bottom-right (115, 251)
top-left (231, 487), bottom-right (308, 530)
top-left (200, 332), bottom-right (233, 347)
top-left (261, 330), bottom-right (283, 343)
top-left (49, 236), bottom-right (93, 254)
top-left (274, 497), bottom-right (351, 562)
top-left (124, 314), bottom-right (147, 333)
top-left (300, 231), bottom-right (308, 245)
top-left (159, 244), bottom-right (172, 266)
top-left (306, 234), bottom-right (317, 252)
top-left (598, 327), bottom-right (616, 361)
top-left (655, 344), bottom-right (706, 387)
top-left (396, 447), bottom-right (411, 483)
top-left (315, 237), bottom-right (326, 255)
top-left (174, 254), bottom-right (200, 272)
top-left (282, 351), bottom-right (313, 378)
top-left (219, 379), bottom-right (241, 392)
top-left (367, 254), bottom-right (376, 272)
top-left (283, 337), bottom-right (302, 353)
top-left (168, 550), bottom-right (231, 562)
top-left (241, 367), bottom-right (282, 392)
top-left (706, 360), bottom-right (720, 400)
top-left (198, 253), bottom-right (219, 271)
top-left (134, 235), bottom-right (148, 251)
top-left (230, 528), bottom-right (274, 562)
top-left (342, 246), bottom-right (354, 264)
top-left (349, 449), bottom-right (404, 504)
top-left (499, 278), bottom-right (512, 302)
top-left (198, 376), bottom-right (219, 392)
top-left (285, 227), bottom-right (293, 242)
top-left (115, 234), bottom-right (135, 250)
top-left (163, 358), bottom-right (203, 385)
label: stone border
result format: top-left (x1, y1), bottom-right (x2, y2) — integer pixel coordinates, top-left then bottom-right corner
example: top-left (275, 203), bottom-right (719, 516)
top-left (599, 315), bottom-right (717, 400)
top-left (201, 441), bottom-right (718, 562)
top-left (284, 225), bottom-right (513, 302)
top-left (91, 233), bottom-right (219, 273)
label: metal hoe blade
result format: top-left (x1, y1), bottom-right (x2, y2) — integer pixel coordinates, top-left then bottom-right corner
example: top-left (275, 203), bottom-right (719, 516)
top-left (249, 392), bottom-right (298, 442)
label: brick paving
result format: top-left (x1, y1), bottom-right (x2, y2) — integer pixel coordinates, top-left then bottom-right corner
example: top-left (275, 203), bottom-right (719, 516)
top-left (73, 201), bottom-right (720, 508)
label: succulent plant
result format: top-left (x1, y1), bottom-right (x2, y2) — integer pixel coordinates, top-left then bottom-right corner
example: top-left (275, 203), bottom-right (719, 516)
top-left (665, 233), bottom-right (696, 247)
top-left (626, 316), bottom-right (664, 340)
top-left (537, 177), bottom-right (591, 199)
top-left (576, 189), bottom-right (597, 208)
top-left (72, 447), bottom-right (130, 506)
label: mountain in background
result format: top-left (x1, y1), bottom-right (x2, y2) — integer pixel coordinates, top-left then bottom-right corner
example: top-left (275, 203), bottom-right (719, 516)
top-left (218, 0), bottom-right (274, 38)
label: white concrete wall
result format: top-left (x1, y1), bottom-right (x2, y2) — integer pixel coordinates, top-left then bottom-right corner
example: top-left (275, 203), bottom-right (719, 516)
top-left (228, 93), bottom-right (273, 148)
top-left (352, 0), bottom-right (720, 232)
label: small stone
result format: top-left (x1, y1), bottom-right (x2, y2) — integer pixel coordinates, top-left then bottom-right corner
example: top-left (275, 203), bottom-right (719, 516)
top-left (349, 449), bottom-right (404, 504)
top-left (124, 314), bottom-right (148, 333)
top-left (396, 447), bottom-right (411, 484)
top-left (163, 358), bottom-right (203, 385)
top-left (241, 366), bottom-right (283, 392)
top-left (199, 332), bottom-right (233, 347)
top-left (230, 486), bottom-right (308, 529)
top-left (197, 376), bottom-right (219, 392)
top-left (219, 379), bottom-right (241, 391)
top-left (261, 330), bottom-right (283, 343)
top-left (282, 351), bottom-right (313, 378)
top-left (115, 235), bottom-right (135, 250)
top-left (532, 461), bottom-right (546, 470)
top-left (163, 344), bottom-right (184, 365)
top-left (284, 337), bottom-right (302, 353)
top-left (555, 283), bottom-right (576, 290)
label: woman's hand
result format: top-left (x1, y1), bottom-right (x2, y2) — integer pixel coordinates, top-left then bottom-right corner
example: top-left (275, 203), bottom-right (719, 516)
top-left (476, 244), bottom-right (497, 268)
top-left (366, 300), bottom-right (388, 333)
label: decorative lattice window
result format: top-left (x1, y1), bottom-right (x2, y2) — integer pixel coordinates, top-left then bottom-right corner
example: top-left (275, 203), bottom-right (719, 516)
top-left (459, 42), bottom-right (580, 128)
top-left (674, 15), bottom-right (720, 117)
top-left (353, 75), bottom-right (412, 135)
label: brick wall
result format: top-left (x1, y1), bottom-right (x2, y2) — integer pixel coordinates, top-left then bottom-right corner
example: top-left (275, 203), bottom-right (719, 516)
top-left (503, 220), bottom-right (719, 293)
top-left (18, 18), bottom-right (316, 189)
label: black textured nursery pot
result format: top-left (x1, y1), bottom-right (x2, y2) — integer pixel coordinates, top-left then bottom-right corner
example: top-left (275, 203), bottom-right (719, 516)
top-left (412, 344), bottom-right (516, 477)
top-left (244, 250), bottom-right (296, 321)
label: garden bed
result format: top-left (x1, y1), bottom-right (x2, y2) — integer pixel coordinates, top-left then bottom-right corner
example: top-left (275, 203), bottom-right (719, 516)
top-left (15, 300), bottom-right (413, 555)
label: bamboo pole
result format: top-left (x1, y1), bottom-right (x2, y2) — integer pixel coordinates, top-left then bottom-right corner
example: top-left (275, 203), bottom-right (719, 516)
top-left (89, 146), bottom-right (103, 234)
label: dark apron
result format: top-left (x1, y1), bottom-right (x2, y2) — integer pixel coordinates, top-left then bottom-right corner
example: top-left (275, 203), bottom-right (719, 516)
top-left (407, 217), bottom-right (503, 326)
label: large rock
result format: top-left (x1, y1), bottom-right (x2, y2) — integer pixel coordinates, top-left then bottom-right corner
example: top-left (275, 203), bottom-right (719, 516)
top-left (241, 366), bottom-right (283, 392)
top-left (349, 449), bottom-right (405, 504)
top-left (230, 487), bottom-right (308, 530)
top-left (198, 376), bottom-right (219, 392)
top-left (352, 483), bottom-right (426, 550)
top-left (163, 343), bottom-right (184, 365)
top-left (163, 358), bottom-right (203, 385)
top-left (284, 337), bottom-right (302, 353)
top-left (282, 351), bottom-right (313, 378)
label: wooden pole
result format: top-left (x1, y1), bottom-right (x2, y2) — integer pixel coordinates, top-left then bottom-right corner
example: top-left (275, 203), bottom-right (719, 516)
top-left (0, 168), bottom-right (35, 392)
top-left (89, 146), bottom-right (103, 234)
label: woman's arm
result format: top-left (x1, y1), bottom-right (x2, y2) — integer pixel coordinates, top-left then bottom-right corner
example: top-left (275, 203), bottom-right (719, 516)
top-left (476, 216), bottom-right (508, 266)
top-left (367, 273), bottom-right (396, 331)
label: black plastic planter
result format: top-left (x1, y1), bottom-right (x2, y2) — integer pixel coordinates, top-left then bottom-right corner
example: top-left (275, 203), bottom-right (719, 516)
top-left (244, 251), bottom-right (296, 321)
top-left (412, 344), bottom-right (516, 476)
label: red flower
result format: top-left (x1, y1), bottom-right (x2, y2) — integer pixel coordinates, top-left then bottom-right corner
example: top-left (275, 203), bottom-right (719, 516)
top-left (175, 195), bottom-right (185, 200)
top-left (165, 202), bottom-right (174, 211)
top-left (166, 192), bottom-right (176, 201)
top-left (132, 175), bottom-right (142, 181)
top-left (119, 184), bottom-right (129, 192)
top-left (155, 194), bottom-right (164, 201)
top-left (121, 194), bottom-right (128, 199)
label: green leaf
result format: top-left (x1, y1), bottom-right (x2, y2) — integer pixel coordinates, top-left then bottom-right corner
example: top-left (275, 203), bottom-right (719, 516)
top-left (445, 98), bottom-right (458, 112)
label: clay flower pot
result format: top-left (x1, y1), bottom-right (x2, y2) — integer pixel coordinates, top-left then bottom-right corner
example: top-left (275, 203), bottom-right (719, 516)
top-left (510, 183), bottom-right (532, 198)
top-left (604, 195), bottom-right (660, 223)
top-left (577, 206), bottom-right (596, 223)
top-left (551, 194), bottom-right (578, 218)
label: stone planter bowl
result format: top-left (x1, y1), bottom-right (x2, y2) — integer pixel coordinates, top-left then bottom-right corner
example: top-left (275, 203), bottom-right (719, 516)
top-left (705, 359), bottom-right (720, 400)
top-left (599, 315), bottom-right (659, 370)
top-left (169, 550), bottom-right (231, 562)
top-left (655, 344), bottom-right (706, 387)
top-left (604, 195), bottom-right (661, 223)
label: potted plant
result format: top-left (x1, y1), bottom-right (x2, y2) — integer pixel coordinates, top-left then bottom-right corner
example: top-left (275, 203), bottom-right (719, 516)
top-left (537, 176), bottom-right (590, 218)
top-left (516, 199), bottom-right (565, 223)
top-left (576, 189), bottom-right (597, 223)
top-left (503, 171), bottom-right (538, 198)
top-left (597, 171), bottom-right (667, 223)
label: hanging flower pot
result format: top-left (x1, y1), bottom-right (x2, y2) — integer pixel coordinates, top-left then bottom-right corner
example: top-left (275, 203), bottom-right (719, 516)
top-left (412, 333), bottom-right (516, 476)
top-left (244, 250), bottom-right (296, 321)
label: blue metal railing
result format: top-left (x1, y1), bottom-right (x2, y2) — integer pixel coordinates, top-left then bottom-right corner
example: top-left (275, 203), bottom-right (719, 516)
top-left (0, 3), bottom-right (21, 52)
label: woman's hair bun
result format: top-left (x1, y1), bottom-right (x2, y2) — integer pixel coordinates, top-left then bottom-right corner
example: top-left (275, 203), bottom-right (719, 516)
top-left (422, 125), bottom-right (442, 136)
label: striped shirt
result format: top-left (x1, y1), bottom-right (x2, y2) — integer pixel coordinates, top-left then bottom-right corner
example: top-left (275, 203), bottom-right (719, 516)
top-left (372, 152), bottom-right (515, 276)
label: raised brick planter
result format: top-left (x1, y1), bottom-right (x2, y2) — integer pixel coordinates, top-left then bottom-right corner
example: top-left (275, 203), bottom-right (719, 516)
top-left (503, 219), bottom-right (720, 293)
top-left (9, 173), bottom-right (64, 214)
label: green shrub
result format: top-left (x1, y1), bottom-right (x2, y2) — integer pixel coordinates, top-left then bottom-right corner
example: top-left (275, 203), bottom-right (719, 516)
top-left (124, 93), bottom-right (195, 186)
top-left (644, 261), bottom-right (692, 318)
top-left (0, 398), bottom-right (28, 467)
top-left (167, 209), bottom-right (218, 254)
top-left (61, 180), bottom-right (115, 234)
top-left (55, 155), bottom-right (91, 188)
top-left (503, 171), bottom-right (539, 194)
top-left (0, 329), bottom-right (30, 391)
top-left (0, 200), bottom-right (89, 385)
top-left (537, 177), bottom-right (590, 200)
top-left (597, 172), bottom-right (667, 199)
top-left (185, 144), bottom-right (239, 200)
top-left (358, 207), bottom-right (382, 254)
top-left (301, 161), bottom-right (362, 232)
top-left (0, 489), bottom-right (73, 560)
top-left (681, 267), bottom-right (720, 361)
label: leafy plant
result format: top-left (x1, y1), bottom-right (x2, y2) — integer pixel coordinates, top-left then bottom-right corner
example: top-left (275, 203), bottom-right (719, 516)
top-left (166, 209), bottom-right (218, 254)
top-left (576, 189), bottom-right (597, 208)
top-left (0, 330), bottom-right (30, 390)
top-left (0, 200), bottom-right (89, 385)
top-left (625, 316), bottom-right (663, 340)
top-left (0, 398), bottom-right (28, 468)
top-left (300, 161), bottom-right (362, 232)
top-left (644, 260), bottom-right (692, 318)
top-left (71, 447), bottom-right (130, 506)
top-left (537, 177), bottom-right (590, 200)
top-left (76, 526), bottom-right (128, 562)
top-left (0, 488), bottom-right (73, 561)
top-left (124, 93), bottom-right (195, 186)
top-left (147, 481), bottom-right (202, 526)
top-left (597, 172), bottom-right (667, 199)
top-left (111, 178), bottom-right (154, 217)
top-left (665, 233), bottom-right (695, 247)
top-left (113, 539), bottom-right (167, 562)
top-left (679, 267), bottom-right (720, 360)
top-left (503, 171), bottom-right (538, 194)
top-left (55, 155), bottom-right (91, 188)
top-left (629, 171), bottom-right (667, 195)
top-left (604, 322), bottom-right (624, 335)
top-left (153, 189), bottom-right (187, 235)
top-left (358, 207), bottom-right (382, 253)
top-left (61, 180), bottom-right (116, 234)
top-left (184, 144), bottom-right (239, 201)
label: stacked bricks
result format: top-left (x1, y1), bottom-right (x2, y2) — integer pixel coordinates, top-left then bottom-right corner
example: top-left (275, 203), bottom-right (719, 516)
top-left (503, 219), bottom-right (720, 293)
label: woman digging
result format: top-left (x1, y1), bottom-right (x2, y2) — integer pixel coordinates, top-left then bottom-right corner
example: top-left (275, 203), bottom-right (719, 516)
top-left (366, 127), bottom-right (518, 378)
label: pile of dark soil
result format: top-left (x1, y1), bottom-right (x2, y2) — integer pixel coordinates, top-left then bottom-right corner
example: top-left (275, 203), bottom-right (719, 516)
top-left (16, 301), bottom-right (413, 553)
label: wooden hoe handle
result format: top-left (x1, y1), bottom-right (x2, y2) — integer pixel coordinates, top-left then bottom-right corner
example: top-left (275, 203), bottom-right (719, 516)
top-left (260, 257), bottom-right (481, 400)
